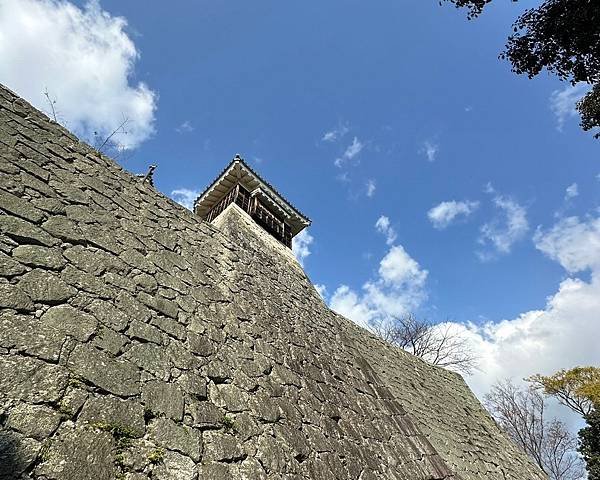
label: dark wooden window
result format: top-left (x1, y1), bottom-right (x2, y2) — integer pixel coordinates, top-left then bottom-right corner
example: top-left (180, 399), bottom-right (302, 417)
top-left (235, 185), bottom-right (250, 211)
top-left (205, 184), bottom-right (292, 248)
top-left (249, 198), bottom-right (292, 248)
top-left (206, 185), bottom-right (239, 223)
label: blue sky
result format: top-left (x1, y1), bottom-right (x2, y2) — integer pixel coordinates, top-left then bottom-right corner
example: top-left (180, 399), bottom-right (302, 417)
top-left (1, 0), bottom-right (599, 414)
top-left (94, 0), bottom-right (598, 322)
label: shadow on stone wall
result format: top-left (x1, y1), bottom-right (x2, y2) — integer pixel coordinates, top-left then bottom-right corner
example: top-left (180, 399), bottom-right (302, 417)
top-left (0, 428), bottom-right (26, 480)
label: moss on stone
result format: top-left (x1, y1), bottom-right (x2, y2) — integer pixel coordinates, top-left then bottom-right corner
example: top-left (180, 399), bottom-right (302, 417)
top-left (91, 422), bottom-right (137, 441)
top-left (220, 415), bottom-right (237, 433)
top-left (147, 448), bottom-right (165, 464)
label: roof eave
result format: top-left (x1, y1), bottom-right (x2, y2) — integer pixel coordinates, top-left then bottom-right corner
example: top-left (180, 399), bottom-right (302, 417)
top-left (194, 156), bottom-right (311, 228)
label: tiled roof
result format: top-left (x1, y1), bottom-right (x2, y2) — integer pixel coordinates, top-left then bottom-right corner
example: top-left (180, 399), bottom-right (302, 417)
top-left (194, 155), bottom-right (311, 224)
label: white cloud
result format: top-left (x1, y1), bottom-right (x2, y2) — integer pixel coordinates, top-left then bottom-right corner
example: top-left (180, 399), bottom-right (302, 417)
top-left (378, 245), bottom-right (428, 288)
top-left (0, 0), bottom-right (157, 149)
top-left (322, 124), bottom-right (349, 143)
top-left (344, 137), bottom-right (363, 159)
top-left (533, 216), bottom-right (600, 274)
top-left (322, 131), bottom-right (337, 142)
top-left (170, 188), bottom-right (200, 211)
top-left (420, 140), bottom-right (438, 162)
top-left (314, 284), bottom-right (327, 300)
top-left (458, 215), bottom-right (600, 429)
top-left (549, 83), bottom-right (588, 132)
top-left (292, 229), bottom-right (314, 267)
top-left (334, 136), bottom-right (363, 167)
top-left (335, 172), bottom-right (350, 183)
top-left (176, 120), bottom-right (194, 134)
top-left (484, 182), bottom-right (495, 195)
top-left (479, 195), bottom-right (528, 256)
top-left (330, 285), bottom-right (373, 328)
top-left (330, 248), bottom-right (428, 330)
top-left (330, 211), bottom-right (600, 433)
top-left (375, 215), bottom-right (397, 245)
top-left (428, 200), bottom-right (479, 229)
top-left (564, 183), bottom-right (579, 200)
top-left (330, 218), bottom-right (428, 330)
top-left (366, 179), bottom-right (376, 198)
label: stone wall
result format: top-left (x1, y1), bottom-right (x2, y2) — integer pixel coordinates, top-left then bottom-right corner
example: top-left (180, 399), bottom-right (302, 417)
top-left (0, 83), bottom-right (546, 480)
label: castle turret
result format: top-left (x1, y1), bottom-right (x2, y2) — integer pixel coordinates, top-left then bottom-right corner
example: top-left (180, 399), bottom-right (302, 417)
top-left (194, 155), bottom-right (310, 248)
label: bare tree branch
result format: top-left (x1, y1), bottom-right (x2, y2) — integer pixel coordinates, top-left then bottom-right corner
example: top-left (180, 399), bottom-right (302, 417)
top-left (96, 116), bottom-right (130, 154)
top-left (484, 380), bottom-right (585, 480)
top-left (371, 314), bottom-right (478, 375)
top-left (43, 88), bottom-right (58, 122)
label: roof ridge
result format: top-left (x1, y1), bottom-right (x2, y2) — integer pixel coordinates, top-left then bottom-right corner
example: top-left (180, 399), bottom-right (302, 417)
top-left (194, 154), bottom-right (311, 223)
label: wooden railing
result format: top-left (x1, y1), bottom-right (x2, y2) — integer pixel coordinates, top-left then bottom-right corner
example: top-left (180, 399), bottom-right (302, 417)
top-left (250, 200), bottom-right (292, 248)
top-left (205, 185), bottom-right (240, 223)
top-left (205, 184), bottom-right (292, 248)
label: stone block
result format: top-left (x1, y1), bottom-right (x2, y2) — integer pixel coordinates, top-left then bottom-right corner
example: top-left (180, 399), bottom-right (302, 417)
top-left (17, 269), bottom-right (76, 303)
top-left (0, 215), bottom-right (59, 246)
top-left (148, 418), bottom-right (202, 462)
top-left (12, 244), bottom-right (65, 269)
top-left (0, 355), bottom-right (68, 403)
top-left (68, 344), bottom-right (140, 397)
top-left (186, 331), bottom-right (214, 357)
top-left (91, 326), bottom-right (128, 355)
top-left (0, 251), bottom-right (26, 276)
top-left (0, 430), bottom-right (40, 479)
top-left (203, 432), bottom-right (244, 462)
top-left (40, 304), bottom-right (97, 342)
top-left (87, 298), bottom-right (130, 331)
top-left (0, 282), bottom-right (34, 311)
top-left (137, 291), bottom-right (179, 319)
top-left (35, 427), bottom-right (116, 480)
top-left (8, 403), bottom-right (62, 440)
top-left (177, 372), bottom-right (207, 399)
top-left (127, 320), bottom-right (165, 345)
top-left (125, 342), bottom-right (171, 379)
top-left (41, 215), bottom-right (84, 243)
top-left (78, 394), bottom-right (145, 438)
top-left (142, 380), bottom-right (184, 421)
top-left (0, 189), bottom-right (44, 223)
top-left (0, 312), bottom-right (63, 361)
top-left (151, 450), bottom-right (197, 480)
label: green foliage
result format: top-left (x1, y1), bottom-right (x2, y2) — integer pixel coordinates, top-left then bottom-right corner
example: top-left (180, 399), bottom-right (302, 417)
top-left (579, 409), bottom-right (600, 480)
top-left (442, 0), bottom-right (600, 138)
top-left (440, 0), bottom-right (492, 19)
top-left (147, 448), bottom-right (165, 465)
top-left (578, 84), bottom-right (600, 137)
top-left (39, 443), bottom-right (51, 462)
top-left (220, 415), bottom-right (237, 433)
top-left (114, 452), bottom-right (126, 469)
top-left (529, 366), bottom-right (600, 416)
top-left (68, 377), bottom-right (85, 388)
top-left (502, 0), bottom-right (600, 84)
top-left (91, 422), bottom-right (137, 446)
